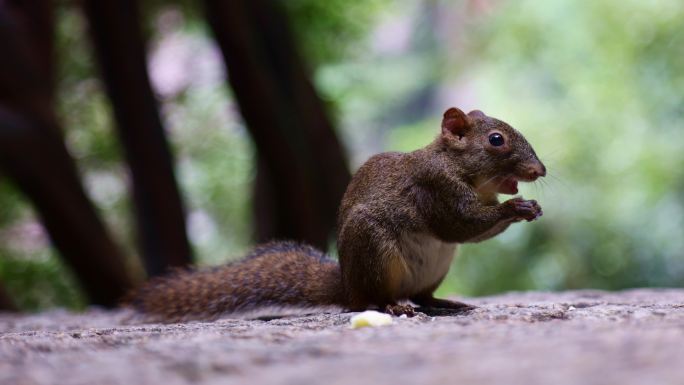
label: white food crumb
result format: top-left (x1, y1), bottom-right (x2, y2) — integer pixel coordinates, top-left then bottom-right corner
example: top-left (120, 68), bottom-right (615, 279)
top-left (350, 311), bottom-right (393, 329)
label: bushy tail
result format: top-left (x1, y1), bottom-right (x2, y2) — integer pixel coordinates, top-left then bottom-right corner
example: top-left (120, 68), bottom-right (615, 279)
top-left (127, 242), bottom-right (344, 322)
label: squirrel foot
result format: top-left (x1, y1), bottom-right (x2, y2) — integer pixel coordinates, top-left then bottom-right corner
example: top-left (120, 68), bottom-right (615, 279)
top-left (411, 296), bottom-right (476, 316)
top-left (384, 303), bottom-right (417, 317)
top-left (413, 297), bottom-right (476, 310)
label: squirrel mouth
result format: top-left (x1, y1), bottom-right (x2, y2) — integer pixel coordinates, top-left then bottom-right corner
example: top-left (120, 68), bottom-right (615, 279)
top-left (498, 177), bottom-right (519, 195)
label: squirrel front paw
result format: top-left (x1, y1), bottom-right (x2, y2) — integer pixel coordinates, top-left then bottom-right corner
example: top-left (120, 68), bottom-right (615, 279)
top-left (504, 198), bottom-right (543, 222)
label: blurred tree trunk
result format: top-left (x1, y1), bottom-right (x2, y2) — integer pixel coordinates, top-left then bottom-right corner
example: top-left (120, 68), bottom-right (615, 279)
top-left (4, 0), bottom-right (54, 101)
top-left (0, 3), bottom-right (133, 306)
top-left (0, 1), bottom-right (54, 122)
top-left (0, 280), bottom-right (17, 311)
top-left (204, 0), bottom-right (351, 250)
top-left (82, 0), bottom-right (193, 276)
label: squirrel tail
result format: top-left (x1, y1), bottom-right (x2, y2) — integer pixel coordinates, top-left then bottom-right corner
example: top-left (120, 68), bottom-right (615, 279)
top-left (127, 241), bottom-right (345, 322)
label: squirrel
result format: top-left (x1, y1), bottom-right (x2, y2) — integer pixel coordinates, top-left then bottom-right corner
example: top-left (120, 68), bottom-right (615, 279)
top-left (129, 107), bottom-right (545, 322)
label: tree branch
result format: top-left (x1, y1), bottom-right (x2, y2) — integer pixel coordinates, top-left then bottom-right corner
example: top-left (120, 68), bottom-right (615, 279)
top-left (204, 0), bottom-right (350, 249)
top-left (82, 0), bottom-right (193, 275)
top-left (0, 3), bottom-right (133, 306)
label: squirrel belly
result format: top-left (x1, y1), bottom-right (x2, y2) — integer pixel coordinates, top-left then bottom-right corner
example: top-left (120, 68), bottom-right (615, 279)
top-left (128, 242), bottom-right (343, 322)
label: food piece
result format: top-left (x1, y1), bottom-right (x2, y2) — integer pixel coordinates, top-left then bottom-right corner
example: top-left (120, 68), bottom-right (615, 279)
top-left (350, 310), bottom-right (393, 328)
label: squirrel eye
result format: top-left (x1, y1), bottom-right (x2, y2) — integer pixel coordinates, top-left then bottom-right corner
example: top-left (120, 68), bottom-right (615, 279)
top-left (488, 133), bottom-right (505, 147)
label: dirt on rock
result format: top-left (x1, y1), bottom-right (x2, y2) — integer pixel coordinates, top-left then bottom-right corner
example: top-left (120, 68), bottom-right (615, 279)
top-left (1, 289), bottom-right (683, 385)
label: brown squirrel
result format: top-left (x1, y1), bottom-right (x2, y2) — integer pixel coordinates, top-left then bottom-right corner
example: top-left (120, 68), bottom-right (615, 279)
top-left (130, 107), bottom-right (545, 321)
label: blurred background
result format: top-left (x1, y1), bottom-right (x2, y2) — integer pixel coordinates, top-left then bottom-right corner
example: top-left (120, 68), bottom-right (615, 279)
top-left (0, 0), bottom-right (683, 311)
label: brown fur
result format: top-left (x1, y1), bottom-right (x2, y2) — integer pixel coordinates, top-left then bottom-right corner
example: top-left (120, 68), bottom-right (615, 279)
top-left (130, 107), bottom-right (545, 321)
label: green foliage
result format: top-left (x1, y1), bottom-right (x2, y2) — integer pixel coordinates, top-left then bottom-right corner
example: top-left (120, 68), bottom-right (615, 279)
top-left (282, 0), bottom-right (390, 66)
top-left (2, 258), bottom-right (85, 310)
top-left (0, 249), bottom-right (86, 311)
top-left (169, 87), bottom-right (255, 264)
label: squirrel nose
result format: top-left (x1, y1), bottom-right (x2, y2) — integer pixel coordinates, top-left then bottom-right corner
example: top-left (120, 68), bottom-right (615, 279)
top-left (526, 162), bottom-right (546, 179)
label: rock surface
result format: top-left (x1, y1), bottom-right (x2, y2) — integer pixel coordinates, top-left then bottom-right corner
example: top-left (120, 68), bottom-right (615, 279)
top-left (1, 289), bottom-right (683, 385)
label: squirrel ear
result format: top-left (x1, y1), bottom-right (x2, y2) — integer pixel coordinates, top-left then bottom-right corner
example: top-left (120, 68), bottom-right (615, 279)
top-left (441, 107), bottom-right (469, 139)
top-left (467, 110), bottom-right (486, 118)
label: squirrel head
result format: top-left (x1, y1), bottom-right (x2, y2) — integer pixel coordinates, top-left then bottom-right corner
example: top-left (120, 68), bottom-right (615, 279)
top-left (439, 107), bottom-right (546, 195)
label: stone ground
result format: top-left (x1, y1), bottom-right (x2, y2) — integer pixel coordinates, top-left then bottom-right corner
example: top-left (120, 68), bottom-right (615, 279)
top-left (1, 289), bottom-right (683, 385)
